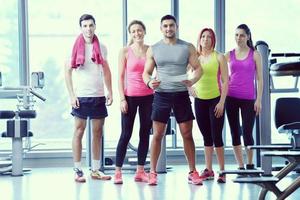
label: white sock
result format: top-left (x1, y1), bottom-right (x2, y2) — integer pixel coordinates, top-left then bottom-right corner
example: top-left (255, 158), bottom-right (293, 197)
top-left (92, 160), bottom-right (100, 171)
top-left (74, 162), bottom-right (82, 170)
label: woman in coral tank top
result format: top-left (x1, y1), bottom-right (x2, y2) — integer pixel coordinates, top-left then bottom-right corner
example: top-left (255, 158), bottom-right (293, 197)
top-left (225, 24), bottom-right (263, 171)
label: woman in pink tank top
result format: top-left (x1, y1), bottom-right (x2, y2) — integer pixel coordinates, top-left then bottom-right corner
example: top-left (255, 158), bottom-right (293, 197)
top-left (225, 24), bottom-right (263, 171)
top-left (114, 20), bottom-right (153, 184)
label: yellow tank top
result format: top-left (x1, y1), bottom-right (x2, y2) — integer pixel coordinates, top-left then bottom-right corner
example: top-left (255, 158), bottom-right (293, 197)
top-left (194, 51), bottom-right (220, 99)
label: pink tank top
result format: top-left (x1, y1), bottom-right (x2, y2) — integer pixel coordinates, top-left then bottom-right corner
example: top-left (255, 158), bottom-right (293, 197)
top-left (124, 47), bottom-right (153, 96)
top-left (228, 49), bottom-right (256, 100)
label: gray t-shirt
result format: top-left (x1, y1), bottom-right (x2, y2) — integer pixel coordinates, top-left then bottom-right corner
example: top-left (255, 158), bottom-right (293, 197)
top-left (152, 39), bottom-right (190, 92)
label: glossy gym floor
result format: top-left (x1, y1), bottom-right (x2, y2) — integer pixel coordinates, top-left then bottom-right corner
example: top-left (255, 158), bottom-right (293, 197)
top-left (0, 164), bottom-right (299, 200)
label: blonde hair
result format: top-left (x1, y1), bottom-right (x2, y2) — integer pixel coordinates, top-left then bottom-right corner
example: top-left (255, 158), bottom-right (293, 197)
top-left (127, 20), bottom-right (146, 46)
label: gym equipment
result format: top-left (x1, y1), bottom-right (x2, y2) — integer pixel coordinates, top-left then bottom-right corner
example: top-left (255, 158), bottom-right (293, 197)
top-left (31, 72), bottom-right (45, 89)
top-left (256, 41), bottom-right (272, 175)
top-left (269, 53), bottom-right (300, 93)
top-left (234, 151), bottom-right (300, 200)
top-left (0, 110), bottom-right (36, 176)
top-left (250, 97), bottom-right (300, 151)
top-left (0, 71), bottom-right (45, 101)
top-left (252, 44), bottom-right (300, 172)
top-left (251, 52), bottom-right (300, 171)
top-left (219, 169), bottom-right (264, 176)
top-left (0, 72), bottom-right (45, 176)
top-left (274, 98), bottom-right (300, 149)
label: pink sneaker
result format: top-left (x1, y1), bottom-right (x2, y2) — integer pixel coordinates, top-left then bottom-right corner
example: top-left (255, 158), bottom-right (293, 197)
top-left (148, 172), bottom-right (158, 186)
top-left (188, 171), bottom-right (203, 185)
top-left (114, 171), bottom-right (123, 184)
top-left (199, 168), bottom-right (215, 180)
top-left (134, 170), bottom-right (148, 182)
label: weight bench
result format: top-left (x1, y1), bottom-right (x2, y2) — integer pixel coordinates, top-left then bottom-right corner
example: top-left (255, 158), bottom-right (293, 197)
top-left (0, 110), bottom-right (36, 176)
top-left (234, 151), bottom-right (300, 200)
top-left (248, 97), bottom-right (300, 173)
top-left (250, 97), bottom-right (300, 152)
top-left (248, 98), bottom-right (300, 173)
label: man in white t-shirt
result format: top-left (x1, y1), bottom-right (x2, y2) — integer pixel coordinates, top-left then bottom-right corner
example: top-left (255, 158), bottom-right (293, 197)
top-left (65, 14), bottom-right (113, 183)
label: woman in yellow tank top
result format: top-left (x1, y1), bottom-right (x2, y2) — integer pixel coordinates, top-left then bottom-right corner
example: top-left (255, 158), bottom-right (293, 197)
top-left (189, 28), bottom-right (228, 183)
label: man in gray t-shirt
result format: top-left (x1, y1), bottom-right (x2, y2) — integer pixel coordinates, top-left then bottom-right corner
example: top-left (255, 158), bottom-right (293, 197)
top-left (143, 14), bottom-right (203, 186)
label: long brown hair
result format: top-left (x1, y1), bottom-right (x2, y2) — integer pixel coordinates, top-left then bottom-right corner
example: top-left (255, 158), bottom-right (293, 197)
top-left (236, 24), bottom-right (254, 50)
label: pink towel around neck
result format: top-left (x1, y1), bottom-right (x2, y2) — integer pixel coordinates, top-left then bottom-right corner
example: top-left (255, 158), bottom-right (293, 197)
top-left (70, 34), bottom-right (104, 68)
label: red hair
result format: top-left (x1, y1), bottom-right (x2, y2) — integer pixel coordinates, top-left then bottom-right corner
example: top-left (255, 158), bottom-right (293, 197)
top-left (197, 28), bottom-right (216, 54)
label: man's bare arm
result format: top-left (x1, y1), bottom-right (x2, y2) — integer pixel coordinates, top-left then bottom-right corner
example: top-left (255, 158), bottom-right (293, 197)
top-left (185, 44), bottom-right (202, 86)
top-left (142, 47), bottom-right (160, 89)
top-left (102, 60), bottom-right (113, 106)
top-left (64, 61), bottom-right (79, 108)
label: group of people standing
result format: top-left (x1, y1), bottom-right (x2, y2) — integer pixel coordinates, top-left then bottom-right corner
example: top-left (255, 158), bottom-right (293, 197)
top-left (64, 14), bottom-right (263, 186)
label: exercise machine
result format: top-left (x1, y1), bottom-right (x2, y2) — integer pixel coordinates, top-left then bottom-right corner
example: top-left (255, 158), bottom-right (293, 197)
top-left (269, 53), bottom-right (300, 93)
top-left (0, 72), bottom-right (45, 176)
top-left (0, 109), bottom-right (36, 176)
top-left (235, 151), bottom-right (300, 200)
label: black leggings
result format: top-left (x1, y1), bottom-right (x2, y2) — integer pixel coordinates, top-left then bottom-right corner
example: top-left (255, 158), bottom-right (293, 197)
top-left (225, 96), bottom-right (256, 146)
top-left (194, 97), bottom-right (224, 147)
top-left (115, 95), bottom-right (153, 167)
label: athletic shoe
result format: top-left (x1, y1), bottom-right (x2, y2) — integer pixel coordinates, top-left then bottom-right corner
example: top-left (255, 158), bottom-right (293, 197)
top-left (246, 164), bottom-right (256, 170)
top-left (199, 168), bottom-right (215, 180)
top-left (188, 171), bottom-right (203, 185)
top-left (148, 171), bottom-right (158, 186)
top-left (90, 170), bottom-right (111, 180)
top-left (114, 170), bottom-right (123, 184)
top-left (134, 170), bottom-right (148, 182)
top-left (236, 167), bottom-right (247, 178)
top-left (217, 174), bottom-right (226, 183)
top-left (74, 168), bottom-right (86, 183)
